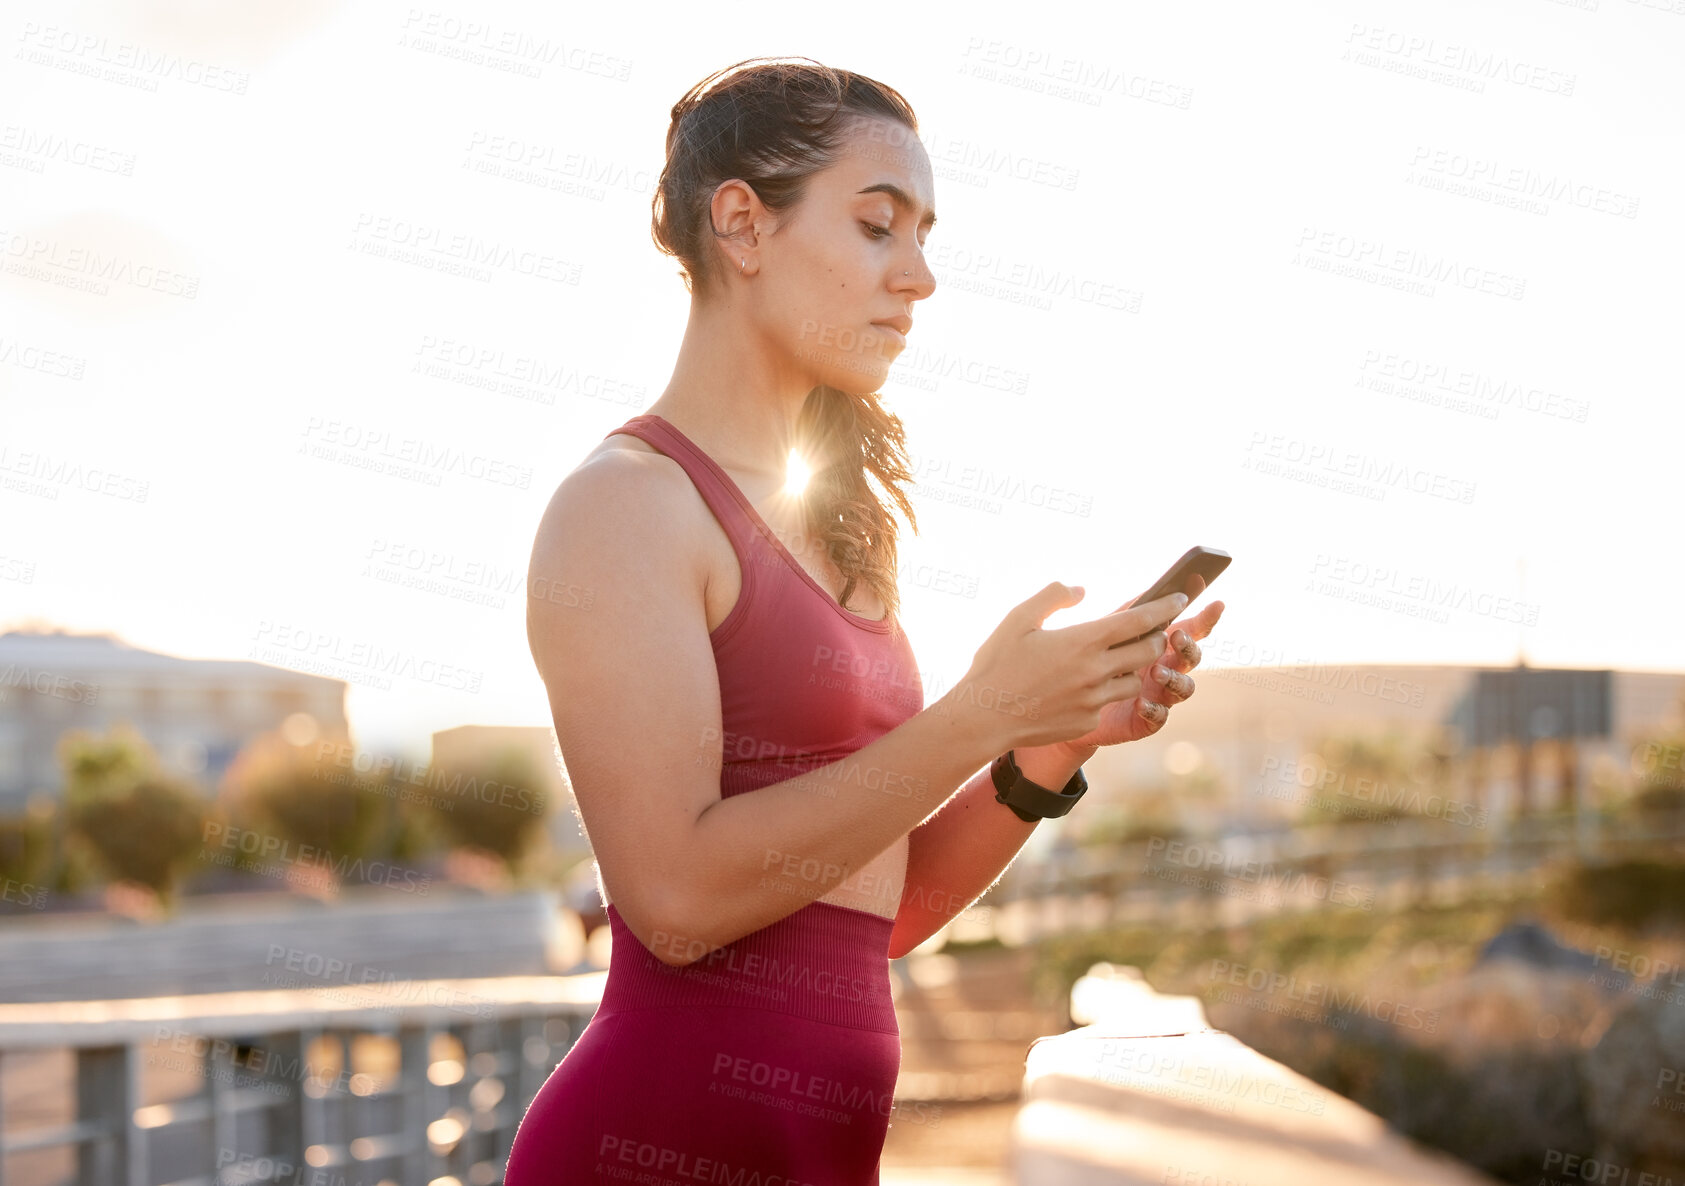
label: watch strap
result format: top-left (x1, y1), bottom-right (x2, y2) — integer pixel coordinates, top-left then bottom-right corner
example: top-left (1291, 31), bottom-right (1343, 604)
top-left (991, 750), bottom-right (1088, 821)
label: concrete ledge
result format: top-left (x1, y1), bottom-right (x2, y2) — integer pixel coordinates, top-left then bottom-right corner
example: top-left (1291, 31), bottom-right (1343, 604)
top-left (0, 972), bottom-right (606, 1048)
top-left (1008, 965), bottom-right (1503, 1185)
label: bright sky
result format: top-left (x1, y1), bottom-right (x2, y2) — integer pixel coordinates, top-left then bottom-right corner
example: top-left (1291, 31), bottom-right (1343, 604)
top-left (3, 0), bottom-right (1680, 758)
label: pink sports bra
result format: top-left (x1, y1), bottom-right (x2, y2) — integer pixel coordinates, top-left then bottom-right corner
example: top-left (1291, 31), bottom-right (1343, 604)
top-left (603, 413), bottom-right (925, 799)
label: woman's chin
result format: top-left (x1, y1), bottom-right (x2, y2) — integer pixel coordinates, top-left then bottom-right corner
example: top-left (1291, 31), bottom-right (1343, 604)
top-left (817, 355), bottom-right (895, 396)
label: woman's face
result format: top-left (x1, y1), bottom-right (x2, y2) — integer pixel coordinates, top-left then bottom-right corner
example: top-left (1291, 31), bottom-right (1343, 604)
top-left (730, 115), bottom-right (939, 397)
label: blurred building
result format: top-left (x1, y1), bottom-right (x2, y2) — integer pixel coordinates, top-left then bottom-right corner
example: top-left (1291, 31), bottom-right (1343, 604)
top-left (1081, 662), bottom-right (1685, 830)
top-left (0, 629), bottom-right (346, 810)
top-left (430, 724), bottom-right (593, 862)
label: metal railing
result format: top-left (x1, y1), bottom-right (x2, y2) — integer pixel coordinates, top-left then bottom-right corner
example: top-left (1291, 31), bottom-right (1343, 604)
top-left (0, 972), bottom-right (604, 1186)
top-left (981, 811), bottom-right (1685, 944)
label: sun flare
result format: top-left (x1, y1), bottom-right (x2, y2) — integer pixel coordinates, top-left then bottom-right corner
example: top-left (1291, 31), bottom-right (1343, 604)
top-left (784, 449), bottom-right (812, 497)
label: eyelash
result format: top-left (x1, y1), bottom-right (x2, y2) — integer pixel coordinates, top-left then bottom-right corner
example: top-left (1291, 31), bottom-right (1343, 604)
top-left (863, 222), bottom-right (891, 240)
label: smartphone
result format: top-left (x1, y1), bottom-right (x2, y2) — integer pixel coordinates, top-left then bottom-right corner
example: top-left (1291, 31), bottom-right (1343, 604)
top-left (1106, 546), bottom-right (1231, 650)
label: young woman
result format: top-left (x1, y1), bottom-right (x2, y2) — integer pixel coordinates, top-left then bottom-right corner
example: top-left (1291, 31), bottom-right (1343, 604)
top-left (505, 56), bottom-right (1224, 1185)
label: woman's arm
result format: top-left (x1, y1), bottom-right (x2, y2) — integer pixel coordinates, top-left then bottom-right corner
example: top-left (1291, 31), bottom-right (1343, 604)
top-left (530, 452), bottom-right (1013, 966)
top-left (887, 613), bottom-right (1220, 957)
top-left (530, 451), bottom-right (1175, 968)
top-left (888, 743), bottom-right (1091, 959)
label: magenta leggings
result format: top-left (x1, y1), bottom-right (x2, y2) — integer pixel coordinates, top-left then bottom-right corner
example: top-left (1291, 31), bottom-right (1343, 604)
top-left (503, 900), bottom-right (901, 1185)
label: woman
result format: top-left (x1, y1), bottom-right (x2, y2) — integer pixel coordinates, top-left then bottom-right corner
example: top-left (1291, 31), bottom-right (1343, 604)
top-left (505, 56), bottom-right (1224, 1184)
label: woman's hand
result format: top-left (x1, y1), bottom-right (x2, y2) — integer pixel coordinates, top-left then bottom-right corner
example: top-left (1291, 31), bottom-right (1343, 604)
top-left (938, 583), bottom-right (1187, 755)
top-left (1024, 599), bottom-right (1224, 762)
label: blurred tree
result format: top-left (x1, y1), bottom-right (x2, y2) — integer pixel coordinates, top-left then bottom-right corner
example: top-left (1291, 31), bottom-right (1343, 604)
top-left (1300, 728), bottom-right (1429, 826)
top-left (220, 731), bottom-right (402, 889)
top-left (1627, 727), bottom-right (1685, 816)
top-left (59, 725), bottom-right (208, 906)
top-left (0, 797), bottom-right (54, 912)
top-left (425, 746), bottom-right (551, 877)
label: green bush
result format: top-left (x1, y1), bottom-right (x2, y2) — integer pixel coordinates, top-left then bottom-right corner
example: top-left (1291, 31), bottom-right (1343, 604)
top-left (239, 761), bottom-right (386, 861)
top-left (223, 740), bottom-right (415, 886)
top-left (424, 747), bottom-right (551, 875)
top-left (59, 726), bottom-right (208, 902)
top-left (0, 802), bottom-right (54, 910)
top-left (1545, 859), bottom-right (1685, 930)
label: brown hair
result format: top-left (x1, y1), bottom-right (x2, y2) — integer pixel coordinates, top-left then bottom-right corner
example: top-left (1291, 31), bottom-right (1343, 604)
top-left (650, 56), bottom-right (920, 634)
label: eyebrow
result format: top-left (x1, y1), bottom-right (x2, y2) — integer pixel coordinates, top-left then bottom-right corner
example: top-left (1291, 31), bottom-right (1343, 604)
top-left (856, 183), bottom-right (937, 229)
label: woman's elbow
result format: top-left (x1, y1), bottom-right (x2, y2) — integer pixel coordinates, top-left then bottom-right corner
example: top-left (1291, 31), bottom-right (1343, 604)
top-left (619, 887), bottom-right (707, 968)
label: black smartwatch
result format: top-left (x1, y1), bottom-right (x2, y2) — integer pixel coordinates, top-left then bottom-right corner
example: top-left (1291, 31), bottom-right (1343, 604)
top-left (990, 749), bottom-right (1088, 823)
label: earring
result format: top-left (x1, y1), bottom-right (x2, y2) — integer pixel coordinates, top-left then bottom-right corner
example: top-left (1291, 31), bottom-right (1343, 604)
top-left (740, 258), bottom-right (746, 271)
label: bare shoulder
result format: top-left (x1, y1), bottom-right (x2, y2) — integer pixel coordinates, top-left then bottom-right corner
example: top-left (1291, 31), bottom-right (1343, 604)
top-left (526, 434), bottom-right (706, 659)
top-left (532, 434), bottom-right (703, 565)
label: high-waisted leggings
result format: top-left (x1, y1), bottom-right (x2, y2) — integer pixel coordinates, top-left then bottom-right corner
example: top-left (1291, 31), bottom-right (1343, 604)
top-left (503, 899), bottom-right (901, 1185)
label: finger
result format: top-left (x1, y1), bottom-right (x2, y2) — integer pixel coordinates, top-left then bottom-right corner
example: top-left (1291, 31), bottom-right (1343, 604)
top-left (1138, 699), bottom-right (1169, 730)
top-left (1166, 602), bottom-right (1222, 668)
top-left (1094, 630), bottom-right (1166, 681)
top-left (1166, 602), bottom-right (1224, 644)
top-left (1149, 664), bottom-right (1196, 704)
top-left (1095, 591), bottom-right (1188, 652)
top-left (1016, 581), bottom-right (1086, 631)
